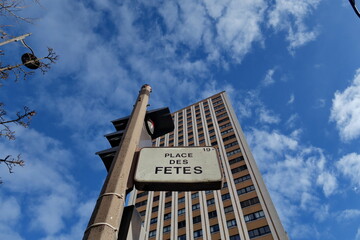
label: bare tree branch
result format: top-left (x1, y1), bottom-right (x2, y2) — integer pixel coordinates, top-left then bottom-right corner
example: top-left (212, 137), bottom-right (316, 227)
top-left (0, 48), bottom-right (58, 82)
top-left (0, 103), bottom-right (36, 140)
top-left (0, 0), bottom-right (56, 183)
top-left (0, 154), bottom-right (24, 173)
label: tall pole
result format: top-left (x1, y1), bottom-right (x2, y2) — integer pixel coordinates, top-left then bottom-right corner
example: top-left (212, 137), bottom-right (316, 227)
top-left (83, 84), bottom-right (152, 240)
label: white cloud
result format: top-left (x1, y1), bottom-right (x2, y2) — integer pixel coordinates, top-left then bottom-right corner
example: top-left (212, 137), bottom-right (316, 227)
top-left (317, 172), bottom-right (338, 197)
top-left (262, 68), bottom-right (276, 86)
top-left (200, 80), bottom-right (235, 101)
top-left (258, 107), bottom-right (281, 124)
top-left (0, 126), bottom-right (94, 238)
top-left (356, 228), bottom-right (360, 240)
top-left (246, 128), bottom-right (337, 237)
top-left (337, 209), bottom-right (360, 221)
top-left (285, 114), bottom-right (298, 129)
top-left (287, 94), bottom-right (295, 104)
top-left (337, 152), bottom-right (360, 186)
top-left (330, 69), bottom-right (360, 141)
top-left (267, 0), bottom-right (320, 52)
top-left (0, 196), bottom-right (21, 224)
top-left (314, 98), bottom-right (326, 108)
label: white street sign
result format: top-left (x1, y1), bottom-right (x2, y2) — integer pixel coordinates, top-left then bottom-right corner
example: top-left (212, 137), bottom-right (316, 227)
top-left (134, 147), bottom-right (223, 191)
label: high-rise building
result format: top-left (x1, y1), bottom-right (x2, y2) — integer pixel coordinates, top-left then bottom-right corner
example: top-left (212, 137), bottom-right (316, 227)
top-left (129, 92), bottom-right (288, 240)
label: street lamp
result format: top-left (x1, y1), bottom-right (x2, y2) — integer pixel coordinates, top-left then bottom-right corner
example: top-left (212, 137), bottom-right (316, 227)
top-left (20, 39), bottom-right (40, 69)
top-left (0, 33), bottom-right (40, 70)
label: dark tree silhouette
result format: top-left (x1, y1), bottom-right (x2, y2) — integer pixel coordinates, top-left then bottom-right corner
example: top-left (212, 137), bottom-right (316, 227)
top-left (0, 0), bottom-right (58, 183)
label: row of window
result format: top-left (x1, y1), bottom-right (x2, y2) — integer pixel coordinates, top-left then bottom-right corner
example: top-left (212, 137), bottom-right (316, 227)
top-left (232, 164), bottom-right (248, 174)
top-left (244, 210), bottom-right (265, 222)
top-left (227, 148), bottom-right (241, 157)
top-left (229, 156), bottom-right (244, 165)
top-left (136, 191), bottom-right (148, 198)
top-left (221, 128), bottom-right (234, 135)
top-left (249, 225), bottom-right (271, 239)
top-left (237, 185), bottom-right (255, 195)
top-left (225, 141), bottom-right (238, 149)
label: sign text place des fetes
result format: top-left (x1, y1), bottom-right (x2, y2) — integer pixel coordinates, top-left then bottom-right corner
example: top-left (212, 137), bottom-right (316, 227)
top-left (134, 147), bottom-right (223, 191)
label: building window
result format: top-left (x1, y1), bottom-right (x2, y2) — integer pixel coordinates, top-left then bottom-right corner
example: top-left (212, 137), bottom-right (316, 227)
top-left (248, 225), bottom-right (271, 239)
top-left (223, 134), bottom-right (236, 142)
top-left (244, 210), bottom-right (265, 222)
top-left (227, 219), bottom-right (237, 228)
top-left (135, 200), bottom-right (147, 208)
top-left (213, 100), bottom-right (223, 105)
top-left (178, 141), bottom-right (184, 146)
top-left (224, 141), bottom-right (238, 149)
top-left (178, 197), bottom-right (185, 203)
top-left (214, 104), bottom-right (224, 110)
top-left (165, 191), bottom-right (172, 198)
top-left (178, 208), bottom-right (186, 215)
top-left (219, 122), bottom-right (231, 129)
top-left (188, 137), bottom-right (194, 142)
top-left (234, 174), bottom-right (251, 184)
top-left (139, 210), bottom-right (146, 216)
top-left (136, 191), bottom-right (148, 198)
top-left (165, 201), bottom-right (172, 208)
top-left (199, 139), bottom-right (205, 144)
top-left (163, 225), bottom-right (171, 233)
top-left (210, 135), bottom-right (216, 140)
top-left (192, 203), bottom-right (200, 210)
top-left (205, 190), bottom-right (213, 194)
top-left (153, 195), bottom-right (160, 202)
top-left (231, 165), bottom-right (248, 174)
top-left (150, 217), bottom-right (157, 224)
top-left (230, 235), bottom-right (241, 240)
top-left (210, 224), bottom-right (220, 233)
top-left (149, 230), bottom-right (156, 238)
top-left (208, 210), bottom-right (217, 219)
top-left (164, 212), bottom-right (171, 220)
top-left (229, 156), bottom-right (244, 165)
top-left (237, 185), bottom-right (255, 195)
top-left (178, 234), bottom-right (186, 240)
top-left (224, 205), bottom-right (234, 213)
top-left (152, 206), bottom-right (158, 212)
top-left (218, 117), bottom-right (229, 124)
top-left (221, 193), bottom-right (231, 201)
top-left (207, 198), bottom-right (215, 205)
top-left (227, 148), bottom-right (241, 157)
top-left (193, 229), bottom-right (203, 238)
top-left (215, 108), bottom-right (226, 114)
top-left (191, 192), bottom-right (199, 199)
top-left (241, 197), bottom-right (260, 208)
top-left (178, 220), bottom-right (186, 229)
top-left (223, 182), bottom-right (228, 188)
top-left (193, 215), bottom-right (201, 224)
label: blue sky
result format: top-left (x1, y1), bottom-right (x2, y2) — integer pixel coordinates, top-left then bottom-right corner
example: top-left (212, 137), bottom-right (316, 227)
top-left (1, 0), bottom-right (360, 239)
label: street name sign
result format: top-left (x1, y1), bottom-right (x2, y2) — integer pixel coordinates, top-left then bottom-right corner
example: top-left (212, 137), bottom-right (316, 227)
top-left (134, 147), bottom-right (223, 191)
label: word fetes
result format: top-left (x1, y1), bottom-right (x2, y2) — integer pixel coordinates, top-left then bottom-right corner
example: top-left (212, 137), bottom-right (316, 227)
top-left (155, 166), bottom-right (202, 174)
top-left (154, 152), bottom-right (203, 174)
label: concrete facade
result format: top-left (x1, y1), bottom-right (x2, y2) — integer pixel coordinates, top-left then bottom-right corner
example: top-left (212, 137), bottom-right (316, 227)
top-left (130, 92), bottom-right (288, 240)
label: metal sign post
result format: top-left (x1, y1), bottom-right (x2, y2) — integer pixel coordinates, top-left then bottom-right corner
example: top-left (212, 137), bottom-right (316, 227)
top-left (83, 84), bottom-right (152, 240)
